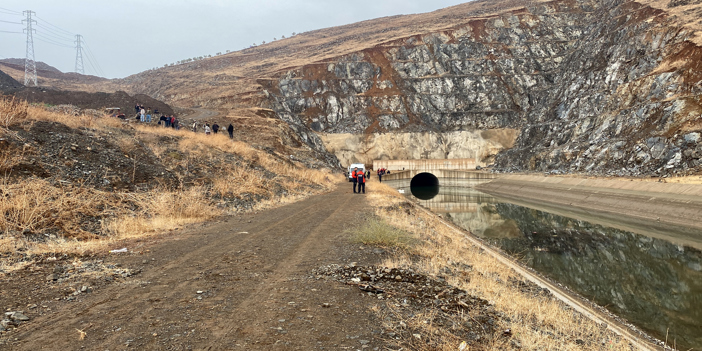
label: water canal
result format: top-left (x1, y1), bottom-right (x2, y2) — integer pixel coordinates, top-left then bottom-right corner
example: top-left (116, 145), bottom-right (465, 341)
top-left (399, 183), bottom-right (702, 349)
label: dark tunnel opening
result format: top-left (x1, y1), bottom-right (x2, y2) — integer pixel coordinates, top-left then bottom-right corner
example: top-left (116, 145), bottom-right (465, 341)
top-left (410, 172), bottom-right (440, 200)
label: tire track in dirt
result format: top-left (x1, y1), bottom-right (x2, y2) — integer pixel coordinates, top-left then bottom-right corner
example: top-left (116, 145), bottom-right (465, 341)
top-left (8, 185), bottom-right (383, 350)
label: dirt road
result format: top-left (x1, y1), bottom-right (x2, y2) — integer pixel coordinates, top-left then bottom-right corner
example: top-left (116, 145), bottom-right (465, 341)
top-left (184, 107), bottom-right (224, 121)
top-left (5, 185), bottom-right (387, 350)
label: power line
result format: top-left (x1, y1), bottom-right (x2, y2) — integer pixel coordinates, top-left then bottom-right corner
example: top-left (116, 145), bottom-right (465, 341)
top-left (34, 15), bottom-right (74, 36)
top-left (35, 36), bottom-right (75, 48)
top-left (0, 7), bottom-right (21, 14)
top-left (0, 19), bottom-right (22, 24)
top-left (34, 25), bottom-right (74, 42)
top-left (82, 39), bottom-right (104, 76)
top-left (0, 30), bottom-right (22, 34)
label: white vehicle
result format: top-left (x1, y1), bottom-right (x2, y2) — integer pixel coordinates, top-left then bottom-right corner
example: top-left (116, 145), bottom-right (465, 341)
top-left (347, 163), bottom-right (366, 182)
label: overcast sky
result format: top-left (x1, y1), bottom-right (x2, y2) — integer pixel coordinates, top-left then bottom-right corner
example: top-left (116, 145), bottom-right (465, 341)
top-left (0, 0), bottom-right (470, 79)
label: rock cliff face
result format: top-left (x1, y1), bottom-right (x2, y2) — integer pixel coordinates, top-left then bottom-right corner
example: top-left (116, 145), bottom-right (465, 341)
top-left (262, 0), bottom-right (702, 175)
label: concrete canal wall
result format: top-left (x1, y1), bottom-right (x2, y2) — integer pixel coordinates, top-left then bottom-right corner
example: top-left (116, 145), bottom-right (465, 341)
top-left (477, 175), bottom-right (702, 242)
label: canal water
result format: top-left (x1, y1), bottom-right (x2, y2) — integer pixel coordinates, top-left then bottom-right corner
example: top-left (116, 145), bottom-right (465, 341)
top-left (403, 184), bottom-right (702, 349)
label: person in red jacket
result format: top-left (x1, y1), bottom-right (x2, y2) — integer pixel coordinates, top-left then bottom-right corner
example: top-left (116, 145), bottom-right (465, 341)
top-left (356, 168), bottom-right (366, 194)
top-left (351, 167), bottom-right (360, 193)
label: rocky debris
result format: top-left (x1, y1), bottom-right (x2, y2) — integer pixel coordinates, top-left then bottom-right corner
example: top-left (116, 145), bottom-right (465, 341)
top-left (0, 68), bottom-right (23, 94)
top-left (313, 264), bottom-right (501, 348)
top-left (3, 120), bottom-right (178, 191)
top-left (44, 104), bottom-right (104, 119)
top-left (1, 312), bottom-right (30, 332)
top-left (12, 88), bottom-right (174, 118)
top-left (44, 259), bottom-right (138, 293)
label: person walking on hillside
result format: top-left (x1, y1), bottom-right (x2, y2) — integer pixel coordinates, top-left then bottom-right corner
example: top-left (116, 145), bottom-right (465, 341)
top-left (212, 123), bottom-right (220, 134)
top-left (146, 107), bottom-right (152, 123)
top-left (356, 168), bottom-right (366, 194)
top-left (140, 107), bottom-right (146, 122)
top-left (192, 121), bottom-right (198, 132)
top-left (205, 123), bottom-right (211, 135)
top-left (170, 116), bottom-right (176, 129)
top-left (227, 123), bottom-right (234, 139)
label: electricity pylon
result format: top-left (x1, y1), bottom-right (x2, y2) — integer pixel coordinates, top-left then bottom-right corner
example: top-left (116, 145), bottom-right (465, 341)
top-left (74, 34), bottom-right (84, 74)
top-left (22, 10), bottom-right (37, 86)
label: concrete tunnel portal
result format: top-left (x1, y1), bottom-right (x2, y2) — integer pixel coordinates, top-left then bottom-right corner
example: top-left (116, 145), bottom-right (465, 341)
top-left (409, 172), bottom-right (440, 200)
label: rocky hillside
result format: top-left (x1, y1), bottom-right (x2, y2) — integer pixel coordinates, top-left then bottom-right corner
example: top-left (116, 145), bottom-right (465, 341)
top-left (261, 0), bottom-right (702, 176)
top-left (20, 0), bottom-right (702, 176)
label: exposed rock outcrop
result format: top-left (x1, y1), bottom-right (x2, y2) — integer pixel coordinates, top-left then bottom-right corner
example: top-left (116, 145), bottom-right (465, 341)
top-left (262, 0), bottom-right (702, 175)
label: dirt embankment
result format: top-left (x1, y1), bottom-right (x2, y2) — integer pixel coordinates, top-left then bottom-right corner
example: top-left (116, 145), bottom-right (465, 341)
top-left (476, 174), bottom-right (702, 247)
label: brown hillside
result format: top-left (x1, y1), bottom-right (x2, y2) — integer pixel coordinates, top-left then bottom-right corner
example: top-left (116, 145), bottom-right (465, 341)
top-left (0, 61), bottom-right (108, 90)
top-left (6, 0), bottom-right (702, 112)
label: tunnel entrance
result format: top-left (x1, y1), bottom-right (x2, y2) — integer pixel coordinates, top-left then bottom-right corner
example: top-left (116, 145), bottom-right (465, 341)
top-left (410, 172), bottom-right (440, 200)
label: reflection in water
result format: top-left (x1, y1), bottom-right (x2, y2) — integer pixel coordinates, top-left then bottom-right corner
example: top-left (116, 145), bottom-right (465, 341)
top-left (405, 186), bottom-right (702, 349)
top-left (410, 186), bottom-right (440, 200)
top-left (410, 172), bottom-right (440, 200)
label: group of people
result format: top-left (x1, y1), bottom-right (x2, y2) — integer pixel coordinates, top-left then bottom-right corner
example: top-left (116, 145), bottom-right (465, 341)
top-left (351, 167), bottom-right (368, 194)
top-left (159, 115), bottom-right (180, 129)
top-left (132, 103), bottom-right (238, 138)
top-left (350, 167), bottom-right (394, 193)
top-left (376, 168), bottom-right (390, 182)
top-left (134, 104), bottom-right (181, 129)
top-left (193, 122), bottom-right (236, 139)
top-left (134, 104), bottom-right (159, 123)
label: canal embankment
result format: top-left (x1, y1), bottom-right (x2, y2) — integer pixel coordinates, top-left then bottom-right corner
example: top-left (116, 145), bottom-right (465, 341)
top-left (476, 174), bottom-right (702, 247)
top-left (364, 182), bottom-right (666, 351)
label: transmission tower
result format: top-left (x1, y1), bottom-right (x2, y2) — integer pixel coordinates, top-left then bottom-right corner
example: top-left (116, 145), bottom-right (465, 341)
top-left (22, 10), bottom-right (37, 86)
top-left (74, 34), bottom-right (84, 74)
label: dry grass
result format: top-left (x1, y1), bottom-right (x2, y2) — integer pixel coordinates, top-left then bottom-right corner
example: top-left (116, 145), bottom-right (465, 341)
top-left (368, 189), bottom-right (640, 351)
top-left (348, 217), bottom-right (417, 249)
top-left (0, 101), bottom-right (341, 272)
top-left (0, 179), bottom-right (220, 273)
top-left (0, 96), bottom-right (28, 128)
top-left (103, 186), bottom-right (219, 238)
top-left (0, 179), bottom-right (118, 239)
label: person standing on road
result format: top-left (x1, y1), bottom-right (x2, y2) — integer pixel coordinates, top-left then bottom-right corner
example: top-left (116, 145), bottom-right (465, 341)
top-left (356, 169), bottom-right (366, 194)
top-left (212, 123), bottom-right (220, 134)
top-left (227, 123), bottom-right (234, 139)
top-left (351, 167), bottom-right (360, 194)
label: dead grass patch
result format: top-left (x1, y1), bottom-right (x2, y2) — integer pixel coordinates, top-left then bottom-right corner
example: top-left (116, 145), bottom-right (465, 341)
top-left (0, 96), bottom-right (29, 128)
top-left (104, 186), bottom-right (219, 238)
top-left (370, 191), bottom-right (640, 351)
top-left (349, 217), bottom-right (417, 250)
top-left (0, 102), bottom-right (340, 271)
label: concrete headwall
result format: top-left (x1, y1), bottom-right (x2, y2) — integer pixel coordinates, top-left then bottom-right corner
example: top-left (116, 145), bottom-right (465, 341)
top-left (373, 158), bottom-right (476, 172)
top-left (382, 170), bottom-right (495, 188)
